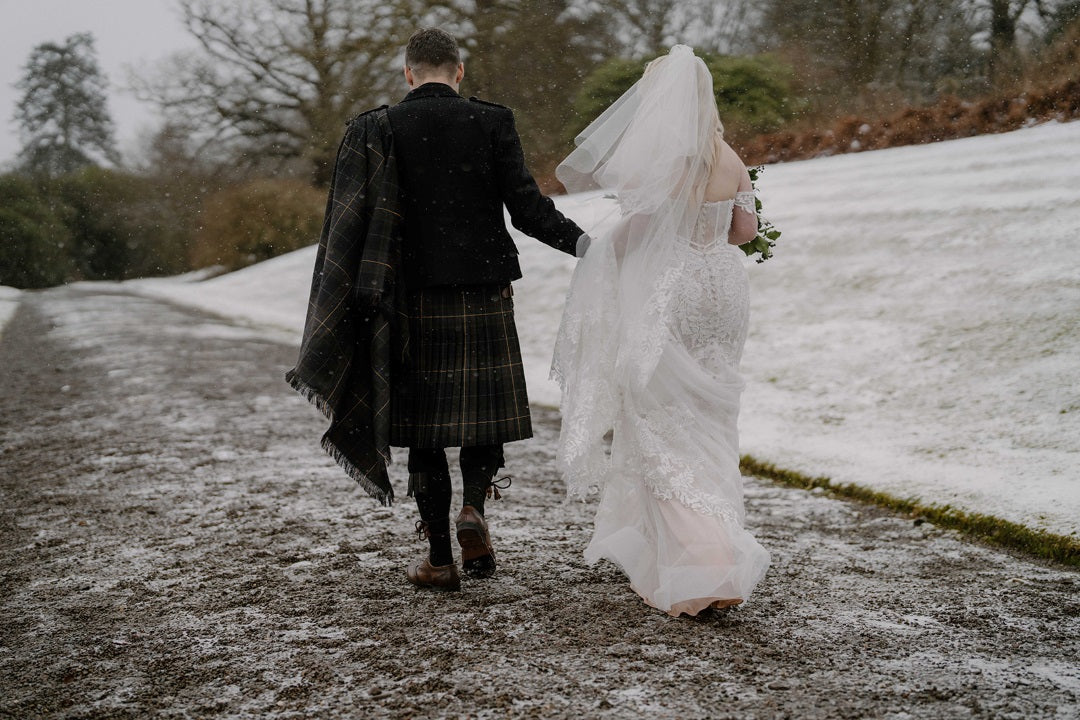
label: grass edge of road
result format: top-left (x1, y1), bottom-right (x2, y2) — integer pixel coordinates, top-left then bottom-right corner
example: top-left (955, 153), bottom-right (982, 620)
top-left (740, 454), bottom-right (1080, 568)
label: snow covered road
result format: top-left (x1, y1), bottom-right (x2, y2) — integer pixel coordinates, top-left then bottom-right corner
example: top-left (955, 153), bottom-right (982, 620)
top-left (1, 285), bottom-right (1077, 719)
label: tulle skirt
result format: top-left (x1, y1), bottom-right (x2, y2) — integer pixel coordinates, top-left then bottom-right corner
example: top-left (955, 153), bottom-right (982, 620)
top-left (585, 474), bottom-right (771, 616)
top-left (584, 341), bottom-right (770, 617)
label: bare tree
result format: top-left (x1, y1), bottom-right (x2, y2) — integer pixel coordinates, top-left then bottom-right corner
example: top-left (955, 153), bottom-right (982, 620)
top-left (981, 0), bottom-right (1033, 79)
top-left (756, 0), bottom-right (984, 105)
top-left (134, 0), bottom-right (761, 185)
top-left (600, 0), bottom-right (756, 56)
top-left (435, 0), bottom-right (612, 171)
top-left (135, 0), bottom-right (427, 184)
top-left (968, 0), bottom-right (1075, 80)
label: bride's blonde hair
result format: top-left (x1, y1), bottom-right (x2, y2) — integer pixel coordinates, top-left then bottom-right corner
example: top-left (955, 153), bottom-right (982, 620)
top-left (643, 54), bottom-right (725, 184)
top-left (703, 121), bottom-right (725, 179)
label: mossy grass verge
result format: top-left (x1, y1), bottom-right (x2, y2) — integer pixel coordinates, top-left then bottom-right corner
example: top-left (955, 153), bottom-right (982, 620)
top-left (740, 454), bottom-right (1080, 568)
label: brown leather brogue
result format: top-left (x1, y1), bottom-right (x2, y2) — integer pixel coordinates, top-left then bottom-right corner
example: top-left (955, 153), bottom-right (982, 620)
top-left (456, 505), bottom-right (496, 578)
top-left (406, 556), bottom-right (461, 591)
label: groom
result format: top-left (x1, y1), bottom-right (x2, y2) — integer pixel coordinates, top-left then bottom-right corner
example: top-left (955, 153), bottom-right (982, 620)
top-left (389, 28), bottom-right (586, 590)
top-left (290, 27), bottom-right (585, 592)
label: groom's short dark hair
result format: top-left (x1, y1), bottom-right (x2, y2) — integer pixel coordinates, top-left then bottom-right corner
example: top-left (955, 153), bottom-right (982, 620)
top-left (405, 28), bottom-right (461, 70)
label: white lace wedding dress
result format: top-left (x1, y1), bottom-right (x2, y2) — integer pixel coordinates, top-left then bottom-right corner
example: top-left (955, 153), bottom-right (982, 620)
top-left (553, 44), bottom-right (770, 616)
top-left (553, 193), bottom-right (771, 616)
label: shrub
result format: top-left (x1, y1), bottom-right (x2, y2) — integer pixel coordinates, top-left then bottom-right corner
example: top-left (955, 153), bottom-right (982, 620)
top-left (52, 166), bottom-right (173, 281)
top-left (704, 53), bottom-right (797, 138)
top-left (565, 57), bottom-right (648, 145)
top-left (0, 174), bottom-right (76, 289)
top-left (189, 178), bottom-right (324, 271)
top-left (564, 52), bottom-right (798, 147)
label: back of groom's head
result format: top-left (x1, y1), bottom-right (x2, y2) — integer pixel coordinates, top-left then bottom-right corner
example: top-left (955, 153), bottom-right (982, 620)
top-left (405, 28), bottom-right (460, 72)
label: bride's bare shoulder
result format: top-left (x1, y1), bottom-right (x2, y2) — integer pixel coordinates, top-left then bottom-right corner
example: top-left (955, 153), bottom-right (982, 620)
top-left (704, 140), bottom-right (746, 201)
top-left (718, 139), bottom-right (748, 170)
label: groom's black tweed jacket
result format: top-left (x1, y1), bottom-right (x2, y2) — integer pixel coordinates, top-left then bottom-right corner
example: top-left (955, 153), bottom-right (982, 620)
top-left (386, 82), bottom-right (583, 288)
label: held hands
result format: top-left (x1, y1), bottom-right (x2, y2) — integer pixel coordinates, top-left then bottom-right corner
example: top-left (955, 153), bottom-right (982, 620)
top-left (575, 234), bottom-right (592, 258)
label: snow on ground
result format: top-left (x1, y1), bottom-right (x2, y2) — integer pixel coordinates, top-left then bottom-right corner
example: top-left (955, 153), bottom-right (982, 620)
top-left (126, 120), bottom-right (1080, 538)
top-left (0, 286), bottom-right (21, 339)
top-left (732, 121), bottom-right (1080, 539)
top-left (124, 253), bottom-right (311, 344)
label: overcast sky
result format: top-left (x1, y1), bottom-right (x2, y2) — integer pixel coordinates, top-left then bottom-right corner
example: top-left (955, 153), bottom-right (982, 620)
top-left (0, 0), bottom-right (196, 168)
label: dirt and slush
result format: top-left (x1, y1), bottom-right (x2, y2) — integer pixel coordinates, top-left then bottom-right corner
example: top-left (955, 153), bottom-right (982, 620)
top-left (1, 286), bottom-right (1077, 720)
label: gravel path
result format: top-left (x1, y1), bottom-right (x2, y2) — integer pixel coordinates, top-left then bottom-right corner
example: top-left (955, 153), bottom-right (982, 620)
top-left (1, 286), bottom-right (1077, 720)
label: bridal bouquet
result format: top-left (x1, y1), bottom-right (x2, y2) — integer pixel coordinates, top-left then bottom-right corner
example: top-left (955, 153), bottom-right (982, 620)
top-left (739, 166), bottom-right (781, 263)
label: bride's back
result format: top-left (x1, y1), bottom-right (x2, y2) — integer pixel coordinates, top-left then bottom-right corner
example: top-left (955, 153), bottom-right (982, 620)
top-left (701, 139), bottom-right (756, 246)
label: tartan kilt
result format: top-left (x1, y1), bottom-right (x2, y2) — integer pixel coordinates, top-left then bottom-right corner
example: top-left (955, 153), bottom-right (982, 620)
top-left (390, 284), bottom-right (533, 448)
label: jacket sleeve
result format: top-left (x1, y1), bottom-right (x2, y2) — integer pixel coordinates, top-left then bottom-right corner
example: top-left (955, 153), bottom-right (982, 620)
top-left (494, 108), bottom-right (584, 256)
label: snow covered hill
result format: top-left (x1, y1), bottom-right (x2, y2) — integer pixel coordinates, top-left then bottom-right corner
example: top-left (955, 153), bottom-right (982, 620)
top-left (0, 287), bottom-right (21, 337)
top-left (120, 120), bottom-right (1080, 537)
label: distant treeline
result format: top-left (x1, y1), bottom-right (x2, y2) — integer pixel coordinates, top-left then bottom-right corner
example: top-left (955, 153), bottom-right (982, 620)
top-left (0, 171), bottom-right (322, 289)
top-left (737, 22), bottom-right (1080, 165)
top-left (3, 1), bottom-right (1078, 289)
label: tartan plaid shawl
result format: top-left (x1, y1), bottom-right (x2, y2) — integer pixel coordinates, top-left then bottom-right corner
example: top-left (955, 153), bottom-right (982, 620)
top-left (286, 107), bottom-right (407, 506)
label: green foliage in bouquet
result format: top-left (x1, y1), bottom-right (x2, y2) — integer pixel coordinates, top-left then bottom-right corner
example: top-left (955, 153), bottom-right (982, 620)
top-left (739, 166), bottom-right (781, 263)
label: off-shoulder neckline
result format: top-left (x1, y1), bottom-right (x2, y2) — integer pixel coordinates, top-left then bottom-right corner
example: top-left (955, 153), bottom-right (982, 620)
top-left (702, 191), bottom-right (753, 206)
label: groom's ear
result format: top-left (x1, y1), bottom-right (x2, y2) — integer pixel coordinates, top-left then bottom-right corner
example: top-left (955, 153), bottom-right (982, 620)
top-left (404, 65), bottom-right (416, 88)
top-left (455, 62), bottom-right (464, 85)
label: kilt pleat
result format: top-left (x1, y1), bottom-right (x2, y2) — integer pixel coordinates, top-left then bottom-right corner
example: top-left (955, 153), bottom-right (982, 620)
top-left (390, 284), bottom-right (533, 448)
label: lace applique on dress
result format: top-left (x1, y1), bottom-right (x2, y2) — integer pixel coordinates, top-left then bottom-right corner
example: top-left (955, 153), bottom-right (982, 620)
top-left (733, 190), bottom-right (756, 215)
top-left (664, 199), bottom-right (751, 372)
top-left (632, 405), bottom-right (742, 523)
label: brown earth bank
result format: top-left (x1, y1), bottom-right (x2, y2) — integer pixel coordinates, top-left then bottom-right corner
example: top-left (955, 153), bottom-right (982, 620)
top-left (735, 77), bottom-right (1080, 167)
top-left (1, 286), bottom-right (1077, 719)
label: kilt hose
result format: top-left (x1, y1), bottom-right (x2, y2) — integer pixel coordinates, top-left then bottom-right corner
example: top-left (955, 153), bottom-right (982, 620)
top-left (390, 284), bottom-right (533, 449)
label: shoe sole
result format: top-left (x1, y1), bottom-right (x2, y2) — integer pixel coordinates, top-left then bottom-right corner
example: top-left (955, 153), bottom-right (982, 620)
top-left (457, 526), bottom-right (496, 578)
top-left (408, 580), bottom-right (461, 592)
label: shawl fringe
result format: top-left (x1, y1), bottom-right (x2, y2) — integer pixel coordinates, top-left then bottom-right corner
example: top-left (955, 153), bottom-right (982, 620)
top-left (319, 436), bottom-right (394, 507)
top-left (286, 368), bottom-right (394, 506)
top-left (284, 369), bottom-right (333, 421)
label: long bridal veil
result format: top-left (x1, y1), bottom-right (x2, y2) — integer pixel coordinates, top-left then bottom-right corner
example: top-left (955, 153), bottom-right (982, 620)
top-left (552, 45), bottom-right (770, 614)
top-left (552, 44), bottom-right (722, 497)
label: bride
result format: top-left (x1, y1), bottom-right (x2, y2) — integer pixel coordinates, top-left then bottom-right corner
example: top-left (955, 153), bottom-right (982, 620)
top-left (552, 45), bottom-right (771, 616)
